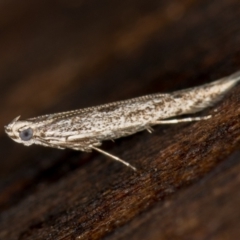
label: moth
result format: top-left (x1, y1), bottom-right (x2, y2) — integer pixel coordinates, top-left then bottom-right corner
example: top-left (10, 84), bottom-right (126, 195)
top-left (5, 71), bottom-right (240, 170)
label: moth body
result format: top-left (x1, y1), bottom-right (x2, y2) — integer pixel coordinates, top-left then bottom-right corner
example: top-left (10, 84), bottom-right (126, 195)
top-left (5, 71), bottom-right (240, 170)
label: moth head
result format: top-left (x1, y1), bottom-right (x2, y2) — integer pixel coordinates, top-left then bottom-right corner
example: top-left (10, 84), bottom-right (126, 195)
top-left (5, 116), bottom-right (35, 146)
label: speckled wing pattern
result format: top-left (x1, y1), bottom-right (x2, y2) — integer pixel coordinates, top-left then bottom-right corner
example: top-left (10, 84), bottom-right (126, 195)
top-left (5, 71), bottom-right (240, 170)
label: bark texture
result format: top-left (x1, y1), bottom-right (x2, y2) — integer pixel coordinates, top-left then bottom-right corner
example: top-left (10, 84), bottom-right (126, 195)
top-left (0, 1), bottom-right (240, 239)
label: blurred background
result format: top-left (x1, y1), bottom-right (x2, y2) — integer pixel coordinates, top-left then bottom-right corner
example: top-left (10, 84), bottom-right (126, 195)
top-left (0, 0), bottom-right (240, 239)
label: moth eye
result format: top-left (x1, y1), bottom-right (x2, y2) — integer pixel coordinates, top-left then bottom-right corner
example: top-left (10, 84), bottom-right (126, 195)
top-left (19, 128), bottom-right (33, 141)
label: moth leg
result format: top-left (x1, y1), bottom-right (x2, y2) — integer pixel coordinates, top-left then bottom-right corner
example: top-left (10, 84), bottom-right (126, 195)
top-left (91, 146), bottom-right (137, 171)
top-left (152, 115), bottom-right (212, 124)
top-left (145, 126), bottom-right (154, 133)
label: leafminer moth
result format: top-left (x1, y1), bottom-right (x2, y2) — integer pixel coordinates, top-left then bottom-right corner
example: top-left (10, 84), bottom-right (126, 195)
top-left (5, 71), bottom-right (240, 170)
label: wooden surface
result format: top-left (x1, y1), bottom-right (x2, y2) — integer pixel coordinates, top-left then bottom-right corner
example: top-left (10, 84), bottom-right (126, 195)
top-left (0, 1), bottom-right (240, 239)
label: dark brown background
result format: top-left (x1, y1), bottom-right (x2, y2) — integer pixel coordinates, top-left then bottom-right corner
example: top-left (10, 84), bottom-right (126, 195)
top-left (0, 1), bottom-right (240, 239)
